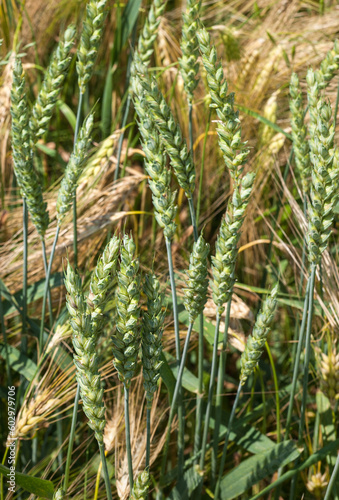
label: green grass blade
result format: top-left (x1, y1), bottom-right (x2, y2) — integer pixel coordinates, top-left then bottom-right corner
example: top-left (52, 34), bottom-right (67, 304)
top-left (0, 464), bottom-right (54, 499)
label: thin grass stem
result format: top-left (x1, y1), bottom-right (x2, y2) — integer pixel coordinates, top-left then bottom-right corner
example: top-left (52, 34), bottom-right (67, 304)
top-left (265, 341), bottom-right (280, 442)
top-left (22, 199), bottom-right (28, 349)
top-left (194, 313), bottom-right (204, 461)
top-left (188, 103), bottom-right (193, 153)
top-left (214, 383), bottom-right (242, 499)
top-left (165, 237), bottom-right (184, 472)
top-left (41, 239), bottom-right (53, 329)
top-left (188, 197), bottom-right (198, 242)
top-left (212, 296), bottom-right (232, 485)
top-left (39, 226), bottom-right (60, 352)
top-left (98, 443), bottom-right (113, 500)
top-left (124, 385), bottom-right (134, 490)
top-left (146, 408), bottom-right (151, 470)
top-left (324, 452), bottom-right (339, 500)
top-left (63, 383), bottom-right (80, 494)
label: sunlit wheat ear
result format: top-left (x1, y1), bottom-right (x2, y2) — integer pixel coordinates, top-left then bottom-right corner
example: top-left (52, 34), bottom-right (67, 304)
top-left (306, 70), bottom-right (339, 265)
top-left (56, 114), bottom-right (94, 225)
top-left (135, 0), bottom-right (168, 68)
top-left (87, 235), bottom-right (120, 340)
top-left (183, 234), bottom-right (209, 324)
top-left (197, 26), bottom-right (249, 183)
top-left (77, 0), bottom-right (108, 94)
top-left (112, 234), bottom-right (141, 389)
top-left (141, 274), bottom-right (164, 408)
top-left (30, 24), bottom-right (76, 143)
top-left (11, 59), bottom-right (49, 238)
top-left (240, 284), bottom-right (278, 385)
top-left (133, 58), bottom-right (195, 200)
top-left (65, 262), bottom-right (106, 443)
top-left (131, 75), bottom-right (177, 240)
top-left (211, 172), bottom-right (255, 314)
top-left (179, 0), bottom-right (202, 104)
top-left (316, 39), bottom-right (339, 88)
top-left (289, 73), bottom-right (310, 194)
top-left (129, 470), bottom-right (150, 500)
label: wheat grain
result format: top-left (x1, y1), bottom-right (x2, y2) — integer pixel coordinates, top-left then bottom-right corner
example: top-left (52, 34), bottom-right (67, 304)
top-left (30, 25), bottom-right (76, 143)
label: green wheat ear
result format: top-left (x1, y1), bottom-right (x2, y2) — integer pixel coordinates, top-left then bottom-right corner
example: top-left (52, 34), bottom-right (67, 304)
top-left (30, 24), bottom-right (76, 143)
top-left (10, 58), bottom-right (49, 238)
top-left (135, 0), bottom-right (168, 68)
top-left (240, 284), bottom-right (278, 385)
top-left (129, 470), bottom-right (150, 500)
top-left (289, 72), bottom-right (310, 194)
top-left (87, 235), bottom-right (120, 340)
top-left (141, 273), bottom-right (164, 408)
top-left (183, 234), bottom-right (209, 324)
top-left (211, 172), bottom-right (255, 314)
top-left (306, 70), bottom-right (339, 265)
top-left (56, 114), bottom-right (94, 225)
top-left (179, 0), bottom-right (202, 103)
top-left (112, 234), bottom-right (141, 389)
top-left (65, 262), bottom-right (106, 443)
top-left (77, 0), bottom-right (108, 94)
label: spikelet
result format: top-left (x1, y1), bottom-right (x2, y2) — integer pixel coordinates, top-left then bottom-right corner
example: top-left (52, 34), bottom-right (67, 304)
top-left (112, 234), bottom-right (141, 389)
top-left (30, 25), bottom-right (76, 143)
top-left (133, 59), bottom-right (195, 199)
top-left (211, 172), bottom-right (255, 314)
top-left (141, 274), bottom-right (164, 408)
top-left (136, 0), bottom-right (168, 68)
top-left (65, 262), bottom-right (106, 443)
top-left (240, 285), bottom-right (278, 385)
top-left (53, 489), bottom-right (64, 500)
top-left (314, 345), bottom-right (339, 405)
top-left (306, 472), bottom-right (329, 498)
top-left (183, 234), bottom-right (209, 323)
top-left (179, 0), bottom-right (202, 103)
top-left (77, 0), bottom-right (108, 94)
top-left (306, 71), bottom-right (339, 265)
top-left (46, 322), bottom-right (72, 353)
top-left (129, 470), bottom-right (150, 500)
top-left (131, 74), bottom-right (177, 240)
top-left (87, 235), bottom-right (120, 340)
top-left (197, 26), bottom-right (249, 183)
top-left (289, 73), bottom-right (310, 194)
top-left (56, 114), bottom-right (94, 225)
top-left (316, 40), bottom-right (339, 89)
top-left (10, 59), bottom-right (49, 238)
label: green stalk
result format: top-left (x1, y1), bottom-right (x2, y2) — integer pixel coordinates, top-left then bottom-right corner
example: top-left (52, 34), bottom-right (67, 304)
top-left (265, 341), bottom-right (280, 442)
top-left (324, 452), bottom-right (339, 500)
top-left (63, 383), bottom-right (80, 494)
top-left (124, 385), bottom-right (134, 490)
top-left (98, 443), bottom-right (113, 500)
top-left (72, 92), bottom-right (84, 270)
top-left (289, 265), bottom-right (316, 500)
top-left (160, 323), bottom-right (194, 477)
top-left (41, 239), bottom-right (53, 329)
top-left (214, 383), bottom-right (242, 500)
top-left (146, 408), bottom-right (151, 470)
top-left (39, 226), bottom-right (60, 352)
top-left (188, 197), bottom-right (198, 242)
top-left (22, 199), bottom-right (28, 350)
top-left (199, 312), bottom-right (222, 474)
top-left (188, 103), bottom-right (193, 152)
top-left (196, 110), bottom-right (211, 226)
top-left (165, 237), bottom-right (184, 472)
top-left (0, 287), bottom-right (11, 386)
top-left (212, 297), bottom-right (232, 484)
top-left (194, 313), bottom-right (204, 461)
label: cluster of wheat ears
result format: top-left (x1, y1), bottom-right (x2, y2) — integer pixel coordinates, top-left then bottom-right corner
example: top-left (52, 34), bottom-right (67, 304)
top-left (2, 0), bottom-right (339, 499)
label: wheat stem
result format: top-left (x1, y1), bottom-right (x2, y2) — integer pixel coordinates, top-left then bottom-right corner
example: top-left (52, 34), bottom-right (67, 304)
top-left (72, 92), bottom-right (84, 270)
top-left (324, 452), bottom-right (339, 500)
top-left (22, 199), bottom-right (28, 353)
top-left (39, 226), bottom-right (60, 352)
top-left (212, 295), bottom-right (232, 484)
top-left (196, 109), bottom-right (211, 226)
top-left (41, 238), bottom-right (53, 329)
top-left (165, 237), bottom-right (184, 472)
top-left (194, 313), bottom-right (204, 461)
top-left (146, 408), bottom-right (151, 470)
top-left (0, 287), bottom-right (11, 386)
top-left (124, 385), bottom-right (134, 490)
top-left (98, 443), bottom-right (113, 500)
top-left (214, 383), bottom-right (242, 499)
top-left (188, 103), bottom-right (193, 152)
top-left (63, 383), bottom-right (80, 494)
top-left (188, 197), bottom-right (198, 241)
